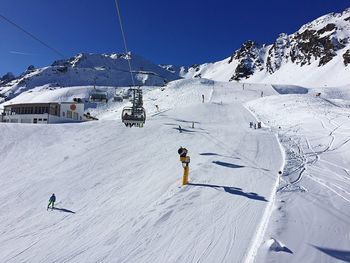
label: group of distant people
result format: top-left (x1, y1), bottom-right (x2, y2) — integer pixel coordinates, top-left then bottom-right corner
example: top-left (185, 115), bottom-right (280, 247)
top-left (250, 121), bottom-right (262, 129)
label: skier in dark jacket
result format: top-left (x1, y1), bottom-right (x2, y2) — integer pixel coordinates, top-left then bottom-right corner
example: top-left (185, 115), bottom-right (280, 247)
top-left (47, 193), bottom-right (56, 210)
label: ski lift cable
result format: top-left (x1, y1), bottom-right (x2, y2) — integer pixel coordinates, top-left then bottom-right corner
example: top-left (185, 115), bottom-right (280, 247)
top-left (0, 13), bottom-right (65, 59)
top-left (114, 0), bottom-right (135, 87)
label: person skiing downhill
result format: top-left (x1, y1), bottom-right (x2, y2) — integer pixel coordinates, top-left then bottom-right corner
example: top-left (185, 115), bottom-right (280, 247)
top-left (47, 193), bottom-right (56, 210)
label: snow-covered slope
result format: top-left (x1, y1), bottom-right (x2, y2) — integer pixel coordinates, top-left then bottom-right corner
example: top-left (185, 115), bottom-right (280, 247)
top-left (179, 8), bottom-right (350, 87)
top-left (247, 86), bottom-right (350, 262)
top-left (0, 79), bottom-right (284, 263)
top-left (0, 53), bottom-right (180, 102)
top-left (1, 79), bottom-right (349, 262)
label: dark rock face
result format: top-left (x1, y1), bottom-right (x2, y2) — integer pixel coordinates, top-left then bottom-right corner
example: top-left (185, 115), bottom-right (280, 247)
top-left (26, 65), bottom-right (35, 72)
top-left (343, 49), bottom-right (350, 66)
top-left (266, 33), bottom-right (290, 73)
top-left (228, 10), bottom-right (350, 81)
top-left (290, 24), bottom-right (344, 67)
top-left (189, 64), bottom-right (200, 72)
top-left (229, 41), bottom-right (265, 81)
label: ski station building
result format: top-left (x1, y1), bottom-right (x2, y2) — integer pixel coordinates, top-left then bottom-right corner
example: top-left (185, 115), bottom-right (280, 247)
top-left (1, 102), bottom-right (85, 124)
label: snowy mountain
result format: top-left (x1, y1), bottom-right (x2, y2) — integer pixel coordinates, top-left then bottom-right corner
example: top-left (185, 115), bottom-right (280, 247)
top-left (0, 53), bottom-right (180, 102)
top-left (179, 8), bottom-right (350, 87)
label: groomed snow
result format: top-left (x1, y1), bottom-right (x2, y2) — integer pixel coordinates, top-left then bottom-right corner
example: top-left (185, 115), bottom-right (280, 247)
top-left (247, 86), bottom-right (350, 262)
top-left (0, 79), bottom-right (284, 263)
top-left (1, 79), bottom-right (349, 262)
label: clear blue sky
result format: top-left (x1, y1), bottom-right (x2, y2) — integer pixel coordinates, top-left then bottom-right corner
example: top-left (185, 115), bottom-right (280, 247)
top-left (0, 0), bottom-right (349, 76)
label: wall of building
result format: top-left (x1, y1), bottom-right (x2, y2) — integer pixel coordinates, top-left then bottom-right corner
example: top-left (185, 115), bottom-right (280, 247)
top-left (59, 103), bottom-right (85, 122)
top-left (2, 103), bottom-right (85, 124)
top-left (3, 113), bottom-right (49, 124)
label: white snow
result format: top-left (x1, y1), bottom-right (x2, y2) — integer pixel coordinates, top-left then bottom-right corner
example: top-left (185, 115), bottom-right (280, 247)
top-left (0, 79), bottom-right (286, 262)
top-left (247, 86), bottom-right (350, 262)
top-left (1, 63), bottom-right (350, 263)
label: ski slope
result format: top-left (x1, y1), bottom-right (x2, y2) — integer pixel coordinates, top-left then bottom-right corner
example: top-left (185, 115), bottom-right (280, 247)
top-left (247, 86), bottom-right (350, 262)
top-left (0, 80), bottom-right (284, 262)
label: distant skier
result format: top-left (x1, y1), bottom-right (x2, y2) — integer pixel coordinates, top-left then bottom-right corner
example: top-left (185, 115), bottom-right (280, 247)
top-left (47, 193), bottom-right (56, 210)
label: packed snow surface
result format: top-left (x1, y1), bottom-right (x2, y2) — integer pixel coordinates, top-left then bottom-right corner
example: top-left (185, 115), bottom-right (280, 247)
top-left (0, 80), bottom-right (283, 263)
top-left (247, 85), bottom-right (350, 263)
top-left (1, 79), bottom-right (349, 262)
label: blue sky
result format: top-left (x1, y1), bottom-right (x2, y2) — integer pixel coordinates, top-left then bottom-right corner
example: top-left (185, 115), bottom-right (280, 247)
top-left (0, 0), bottom-right (349, 76)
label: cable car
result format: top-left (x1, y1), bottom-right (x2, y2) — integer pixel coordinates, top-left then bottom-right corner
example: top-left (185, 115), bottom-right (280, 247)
top-left (89, 89), bottom-right (108, 103)
top-left (114, 89), bottom-right (123, 102)
top-left (121, 88), bottom-right (146, 127)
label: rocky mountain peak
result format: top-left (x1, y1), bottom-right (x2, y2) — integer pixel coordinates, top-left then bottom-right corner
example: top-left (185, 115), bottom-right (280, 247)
top-left (229, 40), bottom-right (266, 81)
top-left (232, 8), bottom-right (350, 80)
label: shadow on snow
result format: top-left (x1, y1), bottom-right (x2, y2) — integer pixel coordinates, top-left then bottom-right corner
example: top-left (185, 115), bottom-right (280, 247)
top-left (212, 160), bottom-right (245, 169)
top-left (53, 207), bottom-right (76, 214)
top-left (188, 183), bottom-right (268, 202)
top-left (199, 152), bottom-right (270, 171)
top-left (172, 127), bottom-right (196, 133)
top-left (313, 245), bottom-right (350, 262)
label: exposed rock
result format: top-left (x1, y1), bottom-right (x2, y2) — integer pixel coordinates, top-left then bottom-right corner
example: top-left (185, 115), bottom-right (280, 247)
top-left (26, 65), bottom-right (36, 72)
top-left (289, 26), bottom-right (345, 67)
top-left (343, 49), bottom-right (350, 66)
top-left (230, 41), bottom-right (265, 81)
top-left (266, 33), bottom-right (290, 73)
top-left (317, 23), bottom-right (336, 35)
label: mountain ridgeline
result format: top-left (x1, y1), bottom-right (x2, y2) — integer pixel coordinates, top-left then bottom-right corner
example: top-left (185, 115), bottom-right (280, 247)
top-left (179, 8), bottom-right (350, 86)
top-left (1, 8), bottom-right (350, 103)
top-left (0, 53), bottom-right (180, 102)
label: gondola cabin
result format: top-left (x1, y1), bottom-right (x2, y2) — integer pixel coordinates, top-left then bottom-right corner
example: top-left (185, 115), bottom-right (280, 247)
top-left (122, 106), bottom-right (146, 127)
top-left (89, 90), bottom-right (108, 103)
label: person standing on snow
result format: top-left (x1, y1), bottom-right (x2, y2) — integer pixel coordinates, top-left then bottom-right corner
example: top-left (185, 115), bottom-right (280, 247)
top-left (47, 193), bottom-right (56, 210)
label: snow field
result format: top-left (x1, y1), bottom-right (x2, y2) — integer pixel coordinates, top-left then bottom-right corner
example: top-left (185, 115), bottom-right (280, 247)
top-left (0, 79), bottom-right (284, 262)
top-left (247, 88), bottom-right (350, 262)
